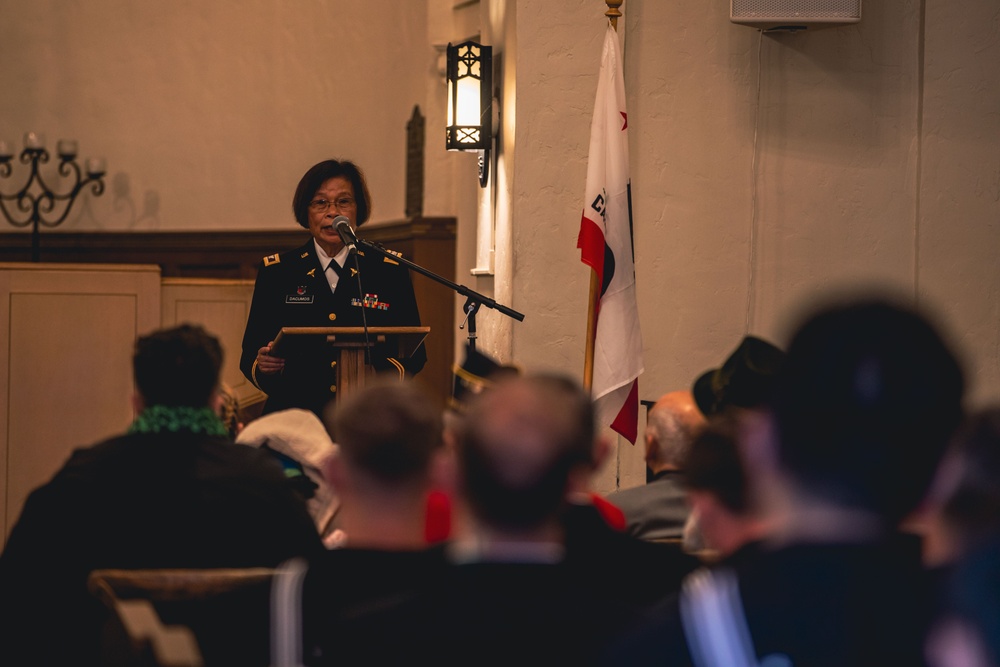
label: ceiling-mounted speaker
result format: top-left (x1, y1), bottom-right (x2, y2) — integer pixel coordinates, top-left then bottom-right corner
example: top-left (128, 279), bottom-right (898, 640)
top-left (731, 0), bottom-right (861, 30)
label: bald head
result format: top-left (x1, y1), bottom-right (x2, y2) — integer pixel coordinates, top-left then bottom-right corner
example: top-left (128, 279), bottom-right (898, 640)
top-left (645, 390), bottom-right (706, 473)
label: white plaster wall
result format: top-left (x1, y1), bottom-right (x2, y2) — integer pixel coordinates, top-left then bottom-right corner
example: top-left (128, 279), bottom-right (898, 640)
top-left (627, 1), bottom-right (927, 395)
top-left (497, 0), bottom-right (999, 491)
top-left (918, 0), bottom-right (1000, 410)
top-left (0, 0), bottom-right (432, 230)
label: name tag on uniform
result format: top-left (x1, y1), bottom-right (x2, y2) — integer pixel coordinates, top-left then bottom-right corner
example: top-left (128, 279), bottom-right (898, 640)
top-left (286, 286), bottom-right (314, 304)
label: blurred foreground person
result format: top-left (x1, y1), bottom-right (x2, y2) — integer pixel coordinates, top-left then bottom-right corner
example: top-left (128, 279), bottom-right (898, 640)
top-left (923, 408), bottom-right (1000, 667)
top-left (320, 379), bottom-right (448, 551)
top-left (680, 335), bottom-right (784, 552)
top-left (271, 380), bottom-right (451, 666)
top-left (609, 297), bottom-right (964, 667)
top-left (306, 373), bottom-right (678, 665)
top-left (0, 324), bottom-right (323, 667)
top-left (681, 414), bottom-right (771, 563)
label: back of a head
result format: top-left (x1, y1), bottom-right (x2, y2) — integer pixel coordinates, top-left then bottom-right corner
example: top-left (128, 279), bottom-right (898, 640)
top-left (772, 297), bottom-right (965, 524)
top-left (646, 390), bottom-right (706, 469)
top-left (325, 380), bottom-right (443, 488)
top-left (457, 373), bottom-right (595, 533)
top-left (683, 415), bottom-right (751, 516)
top-left (133, 324), bottom-right (223, 408)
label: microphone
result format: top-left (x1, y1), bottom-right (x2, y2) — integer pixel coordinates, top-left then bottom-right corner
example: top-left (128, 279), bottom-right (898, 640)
top-left (334, 215), bottom-right (358, 251)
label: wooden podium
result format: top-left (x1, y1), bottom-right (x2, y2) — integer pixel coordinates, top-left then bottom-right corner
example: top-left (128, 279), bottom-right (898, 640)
top-left (270, 326), bottom-right (430, 400)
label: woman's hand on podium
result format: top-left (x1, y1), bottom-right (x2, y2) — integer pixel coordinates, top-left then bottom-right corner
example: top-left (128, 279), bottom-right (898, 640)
top-left (256, 342), bottom-right (286, 375)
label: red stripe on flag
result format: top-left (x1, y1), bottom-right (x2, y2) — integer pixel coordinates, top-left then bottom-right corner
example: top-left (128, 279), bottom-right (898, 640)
top-left (609, 378), bottom-right (639, 444)
top-left (577, 214), bottom-right (605, 278)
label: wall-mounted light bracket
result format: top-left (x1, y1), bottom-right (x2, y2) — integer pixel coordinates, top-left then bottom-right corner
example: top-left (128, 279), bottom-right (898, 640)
top-left (446, 40), bottom-right (493, 188)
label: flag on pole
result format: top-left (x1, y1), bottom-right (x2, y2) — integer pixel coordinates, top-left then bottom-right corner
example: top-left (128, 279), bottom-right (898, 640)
top-left (577, 24), bottom-right (643, 444)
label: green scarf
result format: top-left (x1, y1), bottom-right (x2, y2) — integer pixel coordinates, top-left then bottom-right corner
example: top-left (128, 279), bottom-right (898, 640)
top-left (128, 405), bottom-right (228, 437)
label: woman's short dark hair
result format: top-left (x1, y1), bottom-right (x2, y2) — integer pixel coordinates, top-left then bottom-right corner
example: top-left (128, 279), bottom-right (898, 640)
top-left (291, 159), bottom-right (372, 229)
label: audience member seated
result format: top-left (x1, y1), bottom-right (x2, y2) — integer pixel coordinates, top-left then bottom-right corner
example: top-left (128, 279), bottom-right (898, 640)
top-left (605, 390), bottom-right (706, 542)
top-left (680, 413), bottom-right (771, 563)
top-left (692, 334), bottom-right (785, 419)
top-left (921, 407), bottom-right (1000, 667)
top-left (917, 407), bottom-right (1000, 569)
top-left (320, 379), bottom-right (449, 551)
top-left (270, 379), bottom-right (451, 666)
top-left (556, 400), bottom-right (702, 606)
top-left (679, 333), bottom-right (784, 552)
top-left (235, 408), bottom-right (340, 545)
top-left (293, 373), bottom-right (686, 665)
top-left (608, 297), bottom-right (965, 666)
top-left (925, 535), bottom-right (1000, 667)
top-left (0, 324), bottom-right (324, 667)
top-left (444, 343), bottom-right (522, 540)
top-left (449, 344), bottom-right (639, 542)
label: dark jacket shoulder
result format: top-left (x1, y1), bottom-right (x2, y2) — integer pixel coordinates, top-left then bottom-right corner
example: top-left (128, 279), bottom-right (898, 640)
top-left (257, 241), bottom-right (316, 271)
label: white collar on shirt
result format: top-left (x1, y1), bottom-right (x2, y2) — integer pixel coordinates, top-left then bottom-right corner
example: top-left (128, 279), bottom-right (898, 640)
top-left (313, 239), bottom-right (351, 291)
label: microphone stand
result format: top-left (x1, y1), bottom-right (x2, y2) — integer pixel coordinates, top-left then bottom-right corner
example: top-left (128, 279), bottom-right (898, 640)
top-left (353, 235), bottom-right (524, 351)
top-left (345, 246), bottom-right (371, 365)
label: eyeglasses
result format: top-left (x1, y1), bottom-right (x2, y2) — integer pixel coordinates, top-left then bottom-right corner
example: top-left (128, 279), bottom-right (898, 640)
top-left (309, 196), bottom-right (357, 213)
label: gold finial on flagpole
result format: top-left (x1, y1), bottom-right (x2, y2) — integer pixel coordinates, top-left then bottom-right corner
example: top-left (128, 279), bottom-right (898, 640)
top-left (605, 0), bottom-right (623, 30)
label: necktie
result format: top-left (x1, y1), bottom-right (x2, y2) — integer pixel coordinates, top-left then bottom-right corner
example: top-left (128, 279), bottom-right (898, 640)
top-left (327, 260), bottom-right (345, 279)
top-left (325, 260), bottom-right (344, 293)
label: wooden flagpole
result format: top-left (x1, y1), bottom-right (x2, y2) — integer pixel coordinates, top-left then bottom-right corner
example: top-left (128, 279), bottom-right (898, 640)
top-left (583, 0), bottom-right (623, 392)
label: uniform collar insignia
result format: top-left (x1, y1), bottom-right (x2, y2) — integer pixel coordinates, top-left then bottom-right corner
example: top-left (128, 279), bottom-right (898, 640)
top-left (307, 268), bottom-right (316, 277)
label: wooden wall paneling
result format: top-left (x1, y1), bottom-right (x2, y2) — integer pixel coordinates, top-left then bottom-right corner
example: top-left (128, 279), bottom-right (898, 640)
top-left (0, 231), bottom-right (311, 280)
top-left (0, 217), bottom-right (458, 406)
top-left (0, 263), bottom-right (161, 544)
top-left (159, 278), bottom-right (266, 413)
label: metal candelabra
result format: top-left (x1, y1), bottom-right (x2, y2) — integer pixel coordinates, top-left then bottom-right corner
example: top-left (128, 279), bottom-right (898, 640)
top-left (0, 133), bottom-right (106, 262)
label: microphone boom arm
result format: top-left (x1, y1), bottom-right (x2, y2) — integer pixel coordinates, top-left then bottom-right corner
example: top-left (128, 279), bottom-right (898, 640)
top-left (353, 235), bottom-right (524, 350)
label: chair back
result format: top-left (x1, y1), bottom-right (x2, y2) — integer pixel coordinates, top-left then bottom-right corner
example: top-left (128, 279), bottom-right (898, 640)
top-left (88, 568), bottom-right (278, 667)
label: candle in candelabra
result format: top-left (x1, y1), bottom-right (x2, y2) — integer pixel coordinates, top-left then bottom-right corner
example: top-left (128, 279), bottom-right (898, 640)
top-left (0, 140), bottom-right (12, 160)
top-left (57, 140), bottom-right (79, 159)
top-left (86, 157), bottom-right (107, 178)
top-left (24, 132), bottom-right (44, 149)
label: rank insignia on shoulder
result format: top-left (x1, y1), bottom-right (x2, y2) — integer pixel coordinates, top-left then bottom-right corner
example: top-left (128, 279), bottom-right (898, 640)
top-left (263, 254), bottom-right (281, 266)
top-left (383, 248), bottom-right (402, 265)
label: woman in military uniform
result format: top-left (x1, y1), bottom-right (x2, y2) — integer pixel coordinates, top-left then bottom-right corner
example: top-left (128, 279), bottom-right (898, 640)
top-left (240, 159), bottom-right (426, 416)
